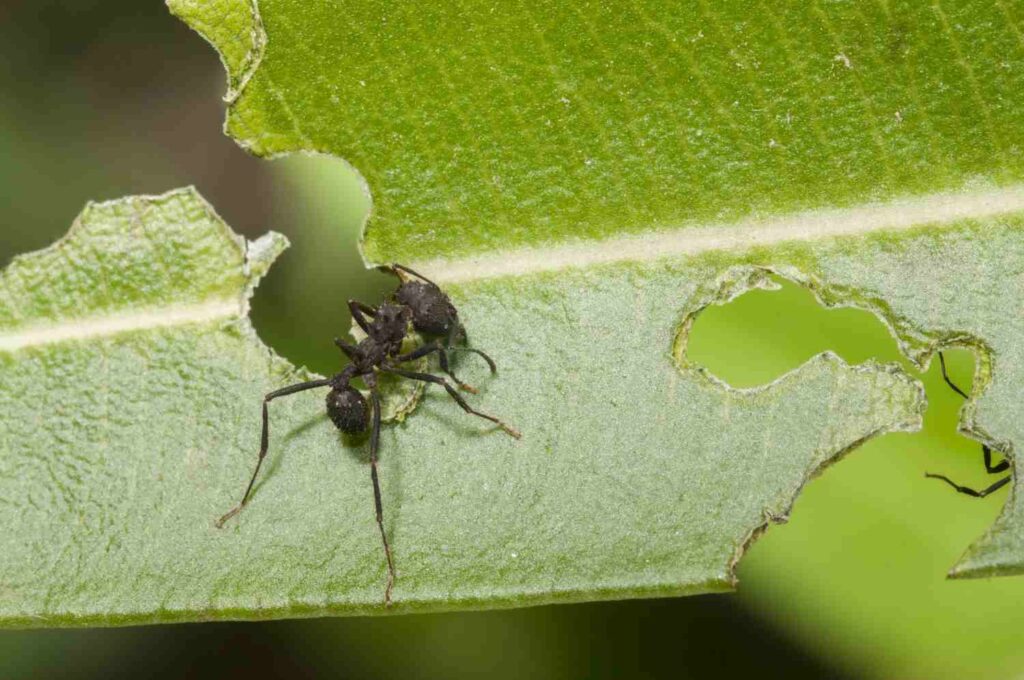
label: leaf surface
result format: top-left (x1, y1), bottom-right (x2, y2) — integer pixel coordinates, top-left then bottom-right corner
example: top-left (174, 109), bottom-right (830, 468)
top-left (166, 0), bottom-right (1024, 579)
top-left (171, 1), bottom-right (1024, 262)
top-left (0, 189), bottom-right (928, 625)
top-left (2, 1), bottom-right (1024, 626)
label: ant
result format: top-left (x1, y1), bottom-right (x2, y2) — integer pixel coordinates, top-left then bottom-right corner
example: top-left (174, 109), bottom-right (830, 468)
top-left (215, 264), bottom-right (521, 605)
top-left (382, 263), bottom-right (498, 394)
top-left (925, 351), bottom-right (1010, 498)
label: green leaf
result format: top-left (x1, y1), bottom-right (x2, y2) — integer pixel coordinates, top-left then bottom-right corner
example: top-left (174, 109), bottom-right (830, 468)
top-left (1, 188), bottom-right (927, 626)
top-left (169, 1), bottom-right (1024, 263)
top-left (2, 1), bottom-right (1021, 626)
top-left (163, 0), bottom-right (1024, 580)
top-left (166, 0), bottom-right (264, 102)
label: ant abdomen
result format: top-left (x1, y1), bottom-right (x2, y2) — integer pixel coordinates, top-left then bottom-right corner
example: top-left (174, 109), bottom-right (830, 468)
top-left (395, 281), bottom-right (457, 336)
top-left (326, 385), bottom-right (369, 434)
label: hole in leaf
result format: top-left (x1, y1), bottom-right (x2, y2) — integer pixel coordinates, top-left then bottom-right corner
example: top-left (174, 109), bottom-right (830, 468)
top-left (705, 278), bottom-right (1019, 653)
top-left (687, 279), bottom-right (905, 388)
top-left (685, 276), bottom-right (1008, 498)
top-left (249, 154), bottom-right (391, 377)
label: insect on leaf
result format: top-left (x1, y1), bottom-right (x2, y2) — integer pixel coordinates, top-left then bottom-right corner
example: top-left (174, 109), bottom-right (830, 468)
top-left (166, 0), bottom-right (1024, 581)
top-left (2, 1), bottom-right (1024, 627)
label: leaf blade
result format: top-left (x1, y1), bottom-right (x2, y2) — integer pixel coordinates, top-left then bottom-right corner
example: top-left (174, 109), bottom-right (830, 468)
top-left (174, 1), bottom-right (1024, 262)
top-left (0, 190), bottom-right (933, 626)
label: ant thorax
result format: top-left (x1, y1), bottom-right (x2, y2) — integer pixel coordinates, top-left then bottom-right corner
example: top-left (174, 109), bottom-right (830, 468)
top-left (395, 280), bottom-right (459, 337)
top-left (367, 303), bottom-right (412, 348)
top-left (349, 313), bottom-right (427, 422)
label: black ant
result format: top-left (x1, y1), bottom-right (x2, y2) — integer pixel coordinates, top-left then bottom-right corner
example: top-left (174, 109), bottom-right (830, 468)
top-left (925, 351), bottom-right (1010, 498)
top-left (215, 264), bottom-right (521, 605)
top-left (382, 263), bottom-right (498, 394)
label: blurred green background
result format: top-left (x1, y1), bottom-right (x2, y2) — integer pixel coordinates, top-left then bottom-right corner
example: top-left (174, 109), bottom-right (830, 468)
top-left (1, 3), bottom-right (1023, 678)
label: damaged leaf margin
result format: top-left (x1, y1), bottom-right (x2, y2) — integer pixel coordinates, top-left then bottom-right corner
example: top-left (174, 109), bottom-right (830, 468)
top-left (664, 215), bottom-right (1024, 578)
top-left (167, 0), bottom-right (265, 103)
top-left (167, 1), bottom-right (1024, 264)
top-left (0, 186), bottom-right (287, 346)
top-left (0, 187), bottom-right (938, 626)
top-left (670, 264), bottom-right (929, 579)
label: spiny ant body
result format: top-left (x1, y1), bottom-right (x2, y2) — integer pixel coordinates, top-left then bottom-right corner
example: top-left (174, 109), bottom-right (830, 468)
top-left (383, 263), bottom-right (496, 393)
top-left (925, 351), bottom-right (1011, 498)
top-left (215, 266), bottom-right (520, 605)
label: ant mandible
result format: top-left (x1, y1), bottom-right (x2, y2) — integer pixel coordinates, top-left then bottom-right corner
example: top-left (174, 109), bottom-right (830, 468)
top-left (215, 264), bottom-right (521, 605)
top-left (925, 351), bottom-right (1011, 498)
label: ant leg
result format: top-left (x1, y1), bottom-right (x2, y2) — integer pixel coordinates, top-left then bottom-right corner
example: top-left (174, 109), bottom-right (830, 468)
top-left (215, 378), bottom-right (332, 528)
top-left (924, 473), bottom-right (1010, 498)
top-left (393, 340), bottom-right (443, 364)
top-left (334, 338), bottom-right (358, 360)
top-left (434, 324), bottom-right (497, 389)
top-left (442, 320), bottom-right (497, 372)
top-left (445, 348), bottom-right (497, 373)
top-left (938, 351), bottom-right (969, 399)
top-left (435, 351), bottom-right (476, 393)
top-left (937, 351), bottom-right (1012, 475)
top-left (394, 341), bottom-right (479, 393)
top-left (381, 367), bottom-right (521, 439)
top-left (390, 263), bottom-right (439, 287)
top-left (368, 389), bottom-right (395, 605)
top-left (348, 300), bottom-right (377, 335)
top-left (983, 445), bottom-right (1010, 474)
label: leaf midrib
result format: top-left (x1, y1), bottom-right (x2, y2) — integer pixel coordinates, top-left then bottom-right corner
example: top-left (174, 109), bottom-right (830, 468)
top-left (406, 184), bottom-right (1024, 283)
top-left (0, 298), bottom-right (242, 353)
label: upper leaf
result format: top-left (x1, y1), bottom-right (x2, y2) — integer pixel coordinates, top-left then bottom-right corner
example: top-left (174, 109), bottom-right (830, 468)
top-left (170, 1), bottom-right (1024, 262)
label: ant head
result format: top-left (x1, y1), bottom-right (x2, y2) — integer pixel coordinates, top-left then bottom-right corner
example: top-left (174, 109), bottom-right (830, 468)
top-left (394, 280), bottom-right (459, 338)
top-left (371, 302), bottom-right (412, 343)
top-left (326, 385), bottom-right (369, 434)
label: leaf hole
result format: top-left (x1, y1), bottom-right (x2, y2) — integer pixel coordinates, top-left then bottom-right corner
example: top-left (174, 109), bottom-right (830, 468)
top-left (247, 154), bottom-right (390, 376)
top-left (685, 275), bottom-right (1009, 498)
top-left (687, 277), bottom-right (907, 388)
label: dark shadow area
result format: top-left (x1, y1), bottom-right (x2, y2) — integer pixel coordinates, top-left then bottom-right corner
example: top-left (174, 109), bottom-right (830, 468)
top-left (0, 596), bottom-right (856, 680)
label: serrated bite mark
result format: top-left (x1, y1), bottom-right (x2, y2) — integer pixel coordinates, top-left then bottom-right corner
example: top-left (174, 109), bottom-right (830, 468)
top-left (674, 262), bottom-right (1019, 581)
top-left (166, 0), bottom-right (266, 103)
top-left (0, 187), bottom-right (285, 354)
